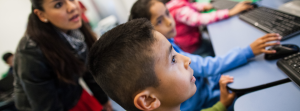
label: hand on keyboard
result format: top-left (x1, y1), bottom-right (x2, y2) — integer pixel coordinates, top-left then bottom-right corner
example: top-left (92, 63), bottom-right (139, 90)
top-left (250, 33), bottom-right (282, 55)
top-left (229, 1), bottom-right (254, 16)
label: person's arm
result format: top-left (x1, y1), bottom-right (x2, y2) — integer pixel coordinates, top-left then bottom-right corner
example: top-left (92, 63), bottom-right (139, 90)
top-left (82, 72), bottom-right (112, 110)
top-left (180, 34), bottom-right (281, 77)
top-left (174, 5), bottom-right (229, 26)
top-left (174, 1), bottom-right (254, 26)
top-left (228, 1), bottom-right (254, 17)
top-left (190, 3), bottom-right (213, 11)
top-left (15, 48), bottom-right (64, 111)
top-left (181, 46), bottom-right (252, 77)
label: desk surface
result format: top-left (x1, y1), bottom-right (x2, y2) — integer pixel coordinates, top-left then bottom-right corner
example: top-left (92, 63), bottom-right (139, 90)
top-left (207, 0), bottom-right (300, 110)
top-left (207, 0), bottom-right (300, 89)
top-left (234, 82), bottom-right (300, 111)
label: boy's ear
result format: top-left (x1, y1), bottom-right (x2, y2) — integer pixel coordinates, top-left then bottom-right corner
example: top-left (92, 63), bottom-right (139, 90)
top-left (134, 90), bottom-right (161, 110)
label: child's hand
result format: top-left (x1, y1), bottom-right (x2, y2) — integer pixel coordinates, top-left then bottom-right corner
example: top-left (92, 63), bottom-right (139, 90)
top-left (229, 1), bottom-right (253, 16)
top-left (250, 33), bottom-right (282, 56)
top-left (219, 75), bottom-right (235, 108)
top-left (203, 4), bottom-right (213, 11)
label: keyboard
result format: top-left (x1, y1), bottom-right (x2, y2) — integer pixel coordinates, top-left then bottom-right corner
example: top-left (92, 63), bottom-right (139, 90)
top-left (240, 7), bottom-right (300, 40)
top-left (212, 0), bottom-right (238, 10)
top-left (277, 52), bottom-right (300, 87)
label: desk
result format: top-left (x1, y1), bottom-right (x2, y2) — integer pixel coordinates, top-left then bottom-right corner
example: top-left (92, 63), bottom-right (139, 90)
top-left (207, 0), bottom-right (300, 110)
top-left (234, 82), bottom-right (300, 111)
top-left (207, 0), bottom-right (300, 89)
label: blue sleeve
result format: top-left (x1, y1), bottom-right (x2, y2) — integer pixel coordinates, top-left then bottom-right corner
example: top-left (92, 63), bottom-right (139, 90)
top-left (180, 45), bottom-right (254, 77)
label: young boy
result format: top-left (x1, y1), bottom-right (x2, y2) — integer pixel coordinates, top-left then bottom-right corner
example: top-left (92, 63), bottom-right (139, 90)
top-left (128, 0), bottom-right (281, 110)
top-left (2, 52), bottom-right (14, 78)
top-left (89, 18), bottom-right (236, 111)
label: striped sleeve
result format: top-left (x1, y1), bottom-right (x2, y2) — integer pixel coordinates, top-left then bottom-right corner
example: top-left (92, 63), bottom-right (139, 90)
top-left (190, 2), bottom-right (210, 11)
top-left (175, 6), bottom-right (229, 26)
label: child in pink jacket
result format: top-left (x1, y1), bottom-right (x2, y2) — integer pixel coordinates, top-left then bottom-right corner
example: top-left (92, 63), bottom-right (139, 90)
top-left (166, 0), bottom-right (253, 55)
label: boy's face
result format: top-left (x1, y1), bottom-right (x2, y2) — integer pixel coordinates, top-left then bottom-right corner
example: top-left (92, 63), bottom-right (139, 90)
top-left (6, 55), bottom-right (13, 67)
top-left (150, 1), bottom-right (176, 39)
top-left (152, 31), bottom-right (196, 106)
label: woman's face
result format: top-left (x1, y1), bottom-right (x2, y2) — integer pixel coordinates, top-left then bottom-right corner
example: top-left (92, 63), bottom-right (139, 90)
top-left (36, 0), bottom-right (82, 32)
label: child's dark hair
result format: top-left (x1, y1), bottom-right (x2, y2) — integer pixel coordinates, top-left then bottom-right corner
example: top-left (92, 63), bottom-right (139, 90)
top-left (2, 52), bottom-right (13, 63)
top-left (129, 0), bottom-right (163, 21)
top-left (88, 18), bottom-right (160, 111)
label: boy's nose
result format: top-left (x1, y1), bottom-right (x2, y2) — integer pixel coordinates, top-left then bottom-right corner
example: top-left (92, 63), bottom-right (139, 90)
top-left (183, 55), bottom-right (191, 70)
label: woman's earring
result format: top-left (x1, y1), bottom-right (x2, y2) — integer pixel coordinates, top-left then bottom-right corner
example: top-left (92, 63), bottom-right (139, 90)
top-left (44, 19), bottom-right (48, 22)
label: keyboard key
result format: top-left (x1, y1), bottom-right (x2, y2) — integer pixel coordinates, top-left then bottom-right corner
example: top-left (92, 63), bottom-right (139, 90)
top-left (295, 67), bottom-right (300, 73)
top-left (293, 58), bottom-right (299, 63)
top-left (277, 51), bottom-right (300, 87)
top-left (292, 64), bottom-right (298, 68)
top-left (288, 60), bottom-right (294, 65)
top-left (240, 7), bottom-right (300, 40)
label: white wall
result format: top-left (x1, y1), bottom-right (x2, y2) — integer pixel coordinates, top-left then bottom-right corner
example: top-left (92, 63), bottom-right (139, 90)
top-left (79, 0), bottom-right (102, 28)
top-left (92, 0), bottom-right (136, 24)
top-left (111, 0), bottom-right (136, 23)
top-left (0, 0), bottom-right (31, 75)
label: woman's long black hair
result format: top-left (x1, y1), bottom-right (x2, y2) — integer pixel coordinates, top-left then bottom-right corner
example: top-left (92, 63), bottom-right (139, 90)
top-left (27, 0), bottom-right (96, 84)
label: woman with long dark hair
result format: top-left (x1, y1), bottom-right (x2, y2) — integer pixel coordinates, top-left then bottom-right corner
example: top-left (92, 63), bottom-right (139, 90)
top-left (13, 0), bottom-right (112, 111)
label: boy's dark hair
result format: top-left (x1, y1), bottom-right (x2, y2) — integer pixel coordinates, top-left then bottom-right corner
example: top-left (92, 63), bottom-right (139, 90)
top-left (129, 0), bottom-right (156, 21)
top-left (2, 52), bottom-right (13, 63)
top-left (88, 18), bottom-right (160, 111)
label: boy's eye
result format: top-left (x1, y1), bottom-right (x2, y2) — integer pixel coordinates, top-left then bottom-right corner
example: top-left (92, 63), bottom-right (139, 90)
top-left (54, 2), bottom-right (63, 8)
top-left (172, 55), bottom-right (176, 63)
